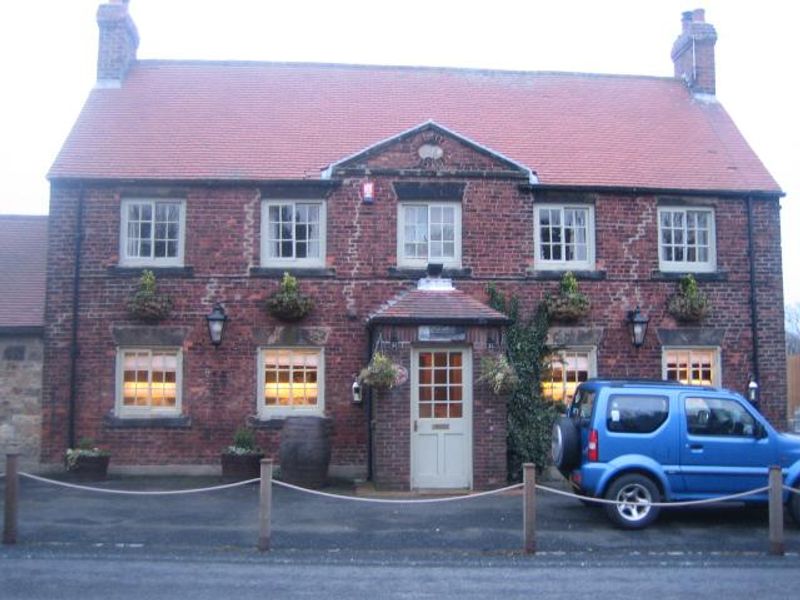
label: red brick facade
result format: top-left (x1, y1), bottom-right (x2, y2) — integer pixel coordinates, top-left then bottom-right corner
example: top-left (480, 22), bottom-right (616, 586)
top-left (42, 124), bottom-right (787, 489)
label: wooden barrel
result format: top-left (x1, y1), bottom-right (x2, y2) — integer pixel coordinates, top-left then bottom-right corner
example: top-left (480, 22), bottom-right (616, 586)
top-left (278, 416), bottom-right (332, 488)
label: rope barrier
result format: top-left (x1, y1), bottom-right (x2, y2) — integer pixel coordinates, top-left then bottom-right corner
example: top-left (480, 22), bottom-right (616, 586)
top-left (784, 484), bottom-right (800, 495)
top-left (272, 479), bottom-right (524, 504)
top-left (536, 483), bottom-right (771, 507)
top-left (18, 472), bottom-right (259, 496)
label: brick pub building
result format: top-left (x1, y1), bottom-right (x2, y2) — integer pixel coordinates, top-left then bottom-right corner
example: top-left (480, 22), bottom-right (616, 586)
top-left (42, 2), bottom-right (785, 489)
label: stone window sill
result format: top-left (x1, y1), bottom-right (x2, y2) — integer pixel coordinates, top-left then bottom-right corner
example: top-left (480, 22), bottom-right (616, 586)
top-left (104, 414), bottom-right (191, 429)
top-left (651, 271), bottom-right (728, 282)
top-left (108, 266), bottom-right (194, 278)
top-left (527, 269), bottom-right (607, 281)
top-left (249, 267), bottom-right (336, 278)
top-left (388, 267), bottom-right (472, 279)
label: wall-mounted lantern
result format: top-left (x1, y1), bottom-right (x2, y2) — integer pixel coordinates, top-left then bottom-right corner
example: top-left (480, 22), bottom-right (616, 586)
top-left (206, 303), bottom-right (228, 347)
top-left (626, 306), bottom-right (649, 348)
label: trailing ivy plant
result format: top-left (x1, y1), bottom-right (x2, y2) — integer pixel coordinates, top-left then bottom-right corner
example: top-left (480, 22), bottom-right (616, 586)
top-left (667, 273), bottom-right (710, 322)
top-left (487, 283), bottom-right (560, 480)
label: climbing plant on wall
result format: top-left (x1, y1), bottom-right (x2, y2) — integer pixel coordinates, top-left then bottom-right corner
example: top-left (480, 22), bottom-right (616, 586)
top-left (487, 283), bottom-right (560, 480)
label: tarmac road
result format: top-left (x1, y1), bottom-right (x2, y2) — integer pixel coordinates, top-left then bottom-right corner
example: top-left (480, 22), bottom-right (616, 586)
top-left (1, 474), bottom-right (799, 598)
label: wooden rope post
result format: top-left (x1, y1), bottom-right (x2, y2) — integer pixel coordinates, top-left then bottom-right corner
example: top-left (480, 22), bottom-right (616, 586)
top-left (258, 459), bottom-right (273, 552)
top-left (3, 453), bottom-right (19, 545)
top-left (523, 463), bottom-right (536, 554)
top-left (768, 465), bottom-right (784, 556)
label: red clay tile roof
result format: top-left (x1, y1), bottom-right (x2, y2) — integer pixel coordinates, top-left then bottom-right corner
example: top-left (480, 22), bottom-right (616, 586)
top-left (369, 285), bottom-right (511, 325)
top-left (49, 61), bottom-right (780, 193)
top-left (0, 216), bottom-right (48, 330)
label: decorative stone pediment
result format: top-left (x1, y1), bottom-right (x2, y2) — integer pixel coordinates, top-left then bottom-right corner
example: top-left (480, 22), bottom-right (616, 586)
top-left (325, 121), bottom-right (535, 181)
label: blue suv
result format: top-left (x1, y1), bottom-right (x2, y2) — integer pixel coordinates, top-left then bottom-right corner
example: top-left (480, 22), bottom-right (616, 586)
top-left (551, 379), bottom-right (800, 529)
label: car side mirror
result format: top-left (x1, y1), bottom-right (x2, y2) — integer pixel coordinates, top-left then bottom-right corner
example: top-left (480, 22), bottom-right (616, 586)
top-left (753, 421), bottom-right (768, 440)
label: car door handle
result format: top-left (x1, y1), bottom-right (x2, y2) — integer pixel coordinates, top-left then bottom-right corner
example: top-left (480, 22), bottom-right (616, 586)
top-left (687, 443), bottom-right (703, 452)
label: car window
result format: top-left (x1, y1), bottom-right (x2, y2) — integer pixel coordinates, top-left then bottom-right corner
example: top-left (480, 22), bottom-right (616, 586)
top-left (570, 389), bottom-right (596, 423)
top-left (685, 397), bottom-right (756, 437)
top-left (606, 395), bottom-right (669, 433)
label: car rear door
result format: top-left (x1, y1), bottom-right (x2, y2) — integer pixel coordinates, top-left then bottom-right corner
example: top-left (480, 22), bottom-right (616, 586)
top-left (679, 394), bottom-right (775, 495)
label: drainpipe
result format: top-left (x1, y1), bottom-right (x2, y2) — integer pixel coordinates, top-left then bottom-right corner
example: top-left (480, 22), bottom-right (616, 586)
top-left (67, 186), bottom-right (85, 449)
top-left (365, 323), bottom-right (375, 481)
top-left (746, 196), bottom-right (761, 388)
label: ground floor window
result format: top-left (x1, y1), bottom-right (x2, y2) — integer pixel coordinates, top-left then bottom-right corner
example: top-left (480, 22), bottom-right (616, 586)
top-left (116, 348), bottom-right (181, 417)
top-left (662, 347), bottom-right (720, 386)
top-left (542, 348), bottom-right (597, 404)
top-left (259, 348), bottom-right (324, 417)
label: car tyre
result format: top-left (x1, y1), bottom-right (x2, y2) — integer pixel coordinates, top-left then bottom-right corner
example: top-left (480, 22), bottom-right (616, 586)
top-left (551, 416), bottom-right (581, 474)
top-left (603, 473), bottom-right (661, 529)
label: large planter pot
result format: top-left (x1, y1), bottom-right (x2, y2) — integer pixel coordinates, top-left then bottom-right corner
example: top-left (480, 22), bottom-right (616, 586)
top-left (278, 416), bottom-right (332, 488)
top-left (221, 452), bottom-right (265, 480)
top-left (67, 455), bottom-right (110, 481)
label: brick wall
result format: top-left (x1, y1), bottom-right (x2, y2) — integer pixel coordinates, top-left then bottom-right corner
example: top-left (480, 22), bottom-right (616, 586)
top-left (42, 129), bottom-right (787, 484)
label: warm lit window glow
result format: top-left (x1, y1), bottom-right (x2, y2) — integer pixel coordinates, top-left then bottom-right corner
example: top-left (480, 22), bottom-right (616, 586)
top-left (118, 349), bottom-right (181, 417)
top-left (542, 349), bottom-right (595, 404)
top-left (663, 348), bottom-right (718, 386)
top-left (260, 349), bottom-right (323, 414)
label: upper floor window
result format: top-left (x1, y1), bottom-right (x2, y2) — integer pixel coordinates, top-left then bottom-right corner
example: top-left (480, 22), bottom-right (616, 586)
top-left (534, 205), bottom-right (595, 270)
top-left (261, 200), bottom-right (326, 267)
top-left (115, 348), bottom-right (182, 418)
top-left (542, 347), bottom-right (597, 404)
top-left (658, 207), bottom-right (716, 272)
top-left (663, 347), bottom-right (720, 386)
top-left (397, 202), bottom-right (462, 268)
top-left (258, 348), bottom-right (324, 418)
top-left (120, 199), bottom-right (185, 266)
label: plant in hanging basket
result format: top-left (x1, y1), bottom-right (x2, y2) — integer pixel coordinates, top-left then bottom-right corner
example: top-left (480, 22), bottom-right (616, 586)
top-left (221, 427), bottom-right (264, 479)
top-left (359, 352), bottom-right (401, 390)
top-left (65, 437), bottom-right (111, 480)
top-left (544, 271), bottom-right (590, 323)
top-left (265, 272), bottom-right (314, 322)
top-left (477, 353), bottom-right (519, 395)
top-left (667, 273), bottom-right (710, 322)
top-left (127, 269), bottom-right (172, 322)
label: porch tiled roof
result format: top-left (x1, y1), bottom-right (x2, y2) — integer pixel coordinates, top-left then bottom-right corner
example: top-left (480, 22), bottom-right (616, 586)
top-left (49, 61), bottom-right (780, 194)
top-left (0, 215), bottom-right (48, 330)
top-left (369, 285), bottom-right (511, 326)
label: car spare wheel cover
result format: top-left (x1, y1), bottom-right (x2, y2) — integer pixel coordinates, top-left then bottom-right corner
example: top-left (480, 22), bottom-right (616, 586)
top-left (552, 416), bottom-right (581, 472)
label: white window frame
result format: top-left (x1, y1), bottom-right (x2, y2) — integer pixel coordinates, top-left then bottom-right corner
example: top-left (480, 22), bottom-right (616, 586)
top-left (119, 198), bottom-right (186, 267)
top-left (542, 346), bottom-right (597, 404)
top-left (257, 347), bottom-right (325, 418)
top-left (657, 206), bottom-right (717, 273)
top-left (397, 201), bottom-right (462, 269)
top-left (261, 200), bottom-right (326, 268)
top-left (662, 346), bottom-right (721, 387)
top-left (533, 204), bottom-right (595, 271)
top-left (115, 348), bottom-right (183, 418)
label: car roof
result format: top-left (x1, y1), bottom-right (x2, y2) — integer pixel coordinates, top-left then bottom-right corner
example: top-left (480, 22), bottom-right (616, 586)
top-left (577, 378), bottom-right (724, 393)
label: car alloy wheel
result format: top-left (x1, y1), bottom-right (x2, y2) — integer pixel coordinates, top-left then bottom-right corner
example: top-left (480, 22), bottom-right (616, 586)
top-left (604, 473), bottom-right (661, 529)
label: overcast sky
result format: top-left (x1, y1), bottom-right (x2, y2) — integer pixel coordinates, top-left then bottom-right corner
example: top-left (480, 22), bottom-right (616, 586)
top-left (0, 0), bottom-right (797, 301)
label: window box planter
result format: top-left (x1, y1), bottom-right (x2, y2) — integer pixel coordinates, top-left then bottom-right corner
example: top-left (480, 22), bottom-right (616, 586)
top-left (544, 272), bottom-right (590, 323)
top-left (221, 427), bottom-right (264, 480)
top-left (65, 441), bottom-right (111, 481)
top-left (127, 269), bottom-right (172, 323)
top-left (265, 272), bottom-right (314, 322)
top-left (667, 274), bottom-right (710, 323)
top-left (221, 452), bottom-right (265, 480)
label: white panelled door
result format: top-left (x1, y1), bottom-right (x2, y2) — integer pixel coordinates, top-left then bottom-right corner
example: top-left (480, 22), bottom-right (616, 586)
top-left (411, 347), bottom-right (472, 489)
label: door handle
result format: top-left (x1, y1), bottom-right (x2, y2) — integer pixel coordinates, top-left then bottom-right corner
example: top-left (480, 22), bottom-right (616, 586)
top-left (413, 420), bottom-right (418, 432)
top-left (688, 443), bottom-right (703, 451)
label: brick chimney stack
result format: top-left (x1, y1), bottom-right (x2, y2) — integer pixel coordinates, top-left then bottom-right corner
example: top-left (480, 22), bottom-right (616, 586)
top-left (96, 0), bottom-right (139, 85)
top-left (671, 8), bottom-right (718, 95)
